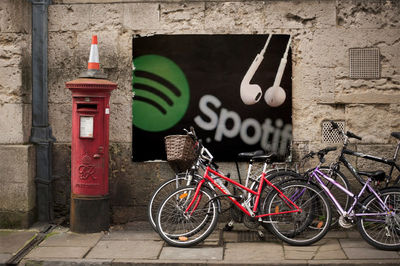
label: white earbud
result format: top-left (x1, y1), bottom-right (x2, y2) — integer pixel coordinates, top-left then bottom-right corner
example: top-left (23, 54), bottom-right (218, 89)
top-left (240, 35), bottom-right (272, 105)
top-left (264, 37), bottom-right (291, 107)
top-left (264, 86), bottom-right (286, 107)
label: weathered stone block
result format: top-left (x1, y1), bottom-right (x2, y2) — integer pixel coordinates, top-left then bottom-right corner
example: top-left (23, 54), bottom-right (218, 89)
top-left (107, 68), bottom-right (134, 105)
top-left (109, 102), bottom-right (132, 143)
top-left (334, 92), bottom-right (400, 104)
top-left (205, 2), bottom-right (264, 33)
top-left (111, 205), bottom-right (146, 223)
top-left (0, 35), bottom-right (31, 104)
top-left (48, 103), bottom-right (72, 143)
top-left (0, 145), bottom-right (35, 184)
top-left (48, 4), bottom-right (90, 32)
top-left (89, 4), bottom-right (123, 31)
top-left (53, 143), bottom-right (71, 179)
top-left (0, 183), bottom-right (33, 212)
top-left (0, 209), bottom-right (35, 228)
top-left (263, 0), bottom-right (336, 29)
top-left (0, 103), bottom-right (31, 144)
top-left (292, 102), bottom-right (345, 142)
top-left (115, 30), bottom-right (133, 75)
top-left (48, 32), bottom-right (79, 70)
top-left (300, 28), bottom-right (400, 69)
top-left (0, 66), bottom-right (23, 103)
top-left (123, 3), bottom-right (160, 30)
top-left (345, 104), bottom-right (396, 143)
top-left (0, 0), bottom-right (31, 33)
top-left (389, 104), bottom-right (400, 130)
top-left (0, 145), bottom-right (35, 215)
top-left (161, 3), bottom-right (205, 32)
top-left (293, 64), bottom-right (335, 102)
top-left (337, 0), bottom-right (400, 29)
top-left (52, 143), bottom-right (71, 219)
top-left (49, 67), bottom-right (79, 104)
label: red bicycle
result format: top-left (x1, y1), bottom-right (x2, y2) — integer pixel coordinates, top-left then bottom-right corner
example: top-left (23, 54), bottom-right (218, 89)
top-left (155, 128), bottom-right (332, 247)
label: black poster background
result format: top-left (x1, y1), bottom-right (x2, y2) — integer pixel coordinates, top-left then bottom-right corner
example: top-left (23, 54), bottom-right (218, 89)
top-left (132, 34), bottom-right (292, 161)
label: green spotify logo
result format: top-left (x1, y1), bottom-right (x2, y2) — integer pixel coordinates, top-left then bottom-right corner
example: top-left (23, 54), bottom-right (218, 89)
top-left (132, 55), bottom-right (190, 132)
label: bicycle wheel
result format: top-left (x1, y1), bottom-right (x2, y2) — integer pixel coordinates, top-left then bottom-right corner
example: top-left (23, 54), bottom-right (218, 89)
top-left (156, 185), bottom-right (219, 247)
top-left (305, 167), bottom-right (350, 226)
top-left (263, 180), bottom-right (332, 246)
top-left (147, 173), bottom-right (201, 231)
top-left (357, 187), bottom-right (400, 250)
top-left (252, 171), bottom-right (299, 231)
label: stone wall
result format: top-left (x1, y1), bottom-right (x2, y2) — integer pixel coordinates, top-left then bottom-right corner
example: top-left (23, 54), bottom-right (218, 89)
top-left (0, 0), bottom-right (35, 227)
top-left (1, 0), bottom-right (399, 226)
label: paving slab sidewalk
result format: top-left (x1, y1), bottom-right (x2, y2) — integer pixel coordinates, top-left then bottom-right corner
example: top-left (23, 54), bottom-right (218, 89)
top-left (0, 230), bottom-right (37, 265)
top-left (2, 222), bottom-right (398, 266)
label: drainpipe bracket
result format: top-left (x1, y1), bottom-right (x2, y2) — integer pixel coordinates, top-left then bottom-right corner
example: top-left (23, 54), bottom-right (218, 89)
top-left (30, 0), bottom-right (52, 5)
top-left (30, 126), bottom-right (57, 144)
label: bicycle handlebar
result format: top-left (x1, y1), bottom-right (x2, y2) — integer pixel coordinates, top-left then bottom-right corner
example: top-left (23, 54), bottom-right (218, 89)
top-left (346, 131), bottom-right (362, 140)
top-left (320, 146), bottom-right (337, 154)
top-left (185, 127), bottom-right (198, 142)
top-left (184, 127), bottom-right (218, 169)
top-left (329, 121), bottom-right (362, 141)
top-left (302, 146), bottom-right (337, 163)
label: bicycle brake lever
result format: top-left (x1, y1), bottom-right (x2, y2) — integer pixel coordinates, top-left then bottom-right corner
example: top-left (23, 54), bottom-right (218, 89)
top-left (302, 151), bottom-right (316, 160)
top-left (330, 120), bottom-right (339, 130)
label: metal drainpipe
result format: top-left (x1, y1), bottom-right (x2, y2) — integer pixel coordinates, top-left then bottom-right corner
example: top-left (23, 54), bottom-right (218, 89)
top-left (29, 0), bottom-right (56, 222)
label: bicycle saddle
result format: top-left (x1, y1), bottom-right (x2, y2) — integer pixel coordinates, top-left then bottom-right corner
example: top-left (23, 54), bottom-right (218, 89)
top-left (252, 152), bottom-right (278, 162)
top-left (391, 132), bottom-right (400, 140)
top-left (358, 170), bottom-right (386, 182)
top-left (237, 150), bottom-right (265, 159)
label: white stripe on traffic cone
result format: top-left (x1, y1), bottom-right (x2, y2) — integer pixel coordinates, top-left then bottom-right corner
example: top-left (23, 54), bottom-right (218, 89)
top-left (88, 35), bottom-right (100, 70)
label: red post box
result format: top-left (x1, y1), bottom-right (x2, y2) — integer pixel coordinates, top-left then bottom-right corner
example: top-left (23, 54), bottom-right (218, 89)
top-left (65, 35), bottom-right (117, 233)
top-left (66, 78), bottom-right (116, 233)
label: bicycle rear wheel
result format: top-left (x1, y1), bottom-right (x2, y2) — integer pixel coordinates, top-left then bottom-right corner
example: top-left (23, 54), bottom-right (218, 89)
top-left (357, 187), bottom-right (400, 250)
top-left (147, 173), bottom-right (200, 231)
top-left (256, 171), bottom-right (299, 231)
top-left (156, 185), bottom-right (219, 247)
top-left (263, 180), bottom-right (332, 246)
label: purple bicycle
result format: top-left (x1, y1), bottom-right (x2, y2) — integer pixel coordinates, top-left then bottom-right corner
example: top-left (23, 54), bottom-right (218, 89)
top-left (293, 147), bottom-right (400, 250)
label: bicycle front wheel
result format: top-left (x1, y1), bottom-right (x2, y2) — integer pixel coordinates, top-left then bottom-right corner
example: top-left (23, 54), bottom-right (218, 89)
top-left (156, 185), bottom-right (219, 247)
top-left (263, 180), bottom-right (332, 246)
top-left (148, 173), bottom-right (200, 231)
top-left (357, 187), bottom-right (400, 250)
top-left (305, 167), bottom-right (350, 227)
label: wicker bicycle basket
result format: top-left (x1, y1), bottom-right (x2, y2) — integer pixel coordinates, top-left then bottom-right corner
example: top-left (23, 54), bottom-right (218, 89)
top-left (165, 135), bottom-right (197, 172)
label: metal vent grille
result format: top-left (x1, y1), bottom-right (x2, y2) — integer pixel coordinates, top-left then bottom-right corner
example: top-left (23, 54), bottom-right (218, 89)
top-left (322, 121), bottom-right (345, 143)
top-left (349, 48), bottom-right (380, 79)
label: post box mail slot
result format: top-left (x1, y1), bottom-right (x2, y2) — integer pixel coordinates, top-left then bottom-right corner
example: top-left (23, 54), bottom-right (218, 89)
top-left (77, 103), bottom-right (97, 111)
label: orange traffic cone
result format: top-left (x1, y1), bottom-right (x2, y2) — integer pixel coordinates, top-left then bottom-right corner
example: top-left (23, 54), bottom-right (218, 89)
top-left (80, 35), bottom-right (107, 79)
top-left (88, 35), bottom-right (100, 70)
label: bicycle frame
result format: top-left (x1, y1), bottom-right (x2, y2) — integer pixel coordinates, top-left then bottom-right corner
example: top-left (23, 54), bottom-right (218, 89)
top-left (185, 165), bottom-right (301, 219)
top-left (340, 147), bottom-right (400, 185)
top-left (311, 167), bottom-right (392, 218)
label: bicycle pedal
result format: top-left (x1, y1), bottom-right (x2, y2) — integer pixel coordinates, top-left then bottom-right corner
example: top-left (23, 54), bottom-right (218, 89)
top-left (257, 230), bottom-right (265, 240)
top-left (223, 224), bottom-right (234, 231)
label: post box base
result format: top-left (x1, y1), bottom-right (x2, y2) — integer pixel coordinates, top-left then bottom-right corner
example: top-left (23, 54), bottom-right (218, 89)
top-left (70, 194), bottom-right (110, 233)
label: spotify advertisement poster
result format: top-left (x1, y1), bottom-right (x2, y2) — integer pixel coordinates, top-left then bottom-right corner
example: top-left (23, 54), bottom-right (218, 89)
top-left (132, 35), bottom-right (292, 161)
